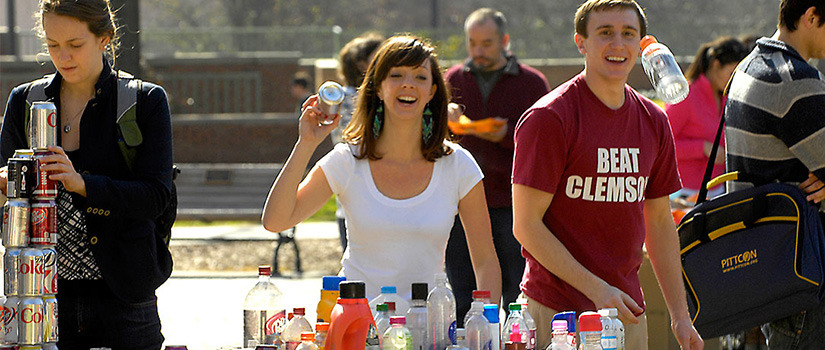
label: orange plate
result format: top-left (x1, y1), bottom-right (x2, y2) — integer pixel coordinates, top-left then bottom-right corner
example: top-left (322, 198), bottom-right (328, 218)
top-left (448, 117), bottom-right (506, 135)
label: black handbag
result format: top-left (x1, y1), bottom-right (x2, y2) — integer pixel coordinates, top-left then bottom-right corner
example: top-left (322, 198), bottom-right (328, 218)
top-left (677, 113), bottom-right (825, 338)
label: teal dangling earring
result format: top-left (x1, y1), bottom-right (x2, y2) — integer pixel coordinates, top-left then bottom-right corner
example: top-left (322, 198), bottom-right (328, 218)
top-left (422, 104), bottom-right (433, 143)
top-left (373, 101), bottom-right (384, 139)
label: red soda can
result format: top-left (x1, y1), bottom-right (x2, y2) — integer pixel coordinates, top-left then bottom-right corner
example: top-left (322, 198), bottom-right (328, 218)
top-left (3, 198), bottom-right (30, 248)
top-left (18, 297), bottom-right (44, 345)
top-left (29, 101), bottom-right (57, 150)
top-left (4, 248), bottom-right (22, 296)
top-left (43, 295), bottom-right (58, 343)
top-left (29, 199), bottom-right (56, 246)
top-left (42, 247), bottom-right (57, 295)
top-left (7, 157), bottom-right (35, 198)
top-left (32, 150), bottom-right (57, 199)
top-left (18, 248), bottom-right (44, 296)
top-left (3, 295), bottom-right (20, 344)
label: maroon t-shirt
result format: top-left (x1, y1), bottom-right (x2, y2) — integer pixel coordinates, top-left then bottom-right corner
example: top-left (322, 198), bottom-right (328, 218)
top-left (512, 74), bottom-right (681, 314)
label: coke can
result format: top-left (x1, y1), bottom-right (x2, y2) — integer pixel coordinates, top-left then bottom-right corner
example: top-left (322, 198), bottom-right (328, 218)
top-left (4, 295), bottom-right (20, 345)
top-left (29, 101), bottom-right (57, 150)
top-left (4, 248), bottom-right (22, 296)
top-left (3, 198), bottom-right (29, 248)
top-left (32, 150), bottom-right (57, 199)
top-left (42, 247), bottom-right (57, 295)
top-left (29, 199), bottom-right (56, 246)
top-left (18, 297), bottom-right (43, 345)
top-left (317, 81), bottom-right (345, 125)
top-left (18, 248), bottom-right (44, 296)
top-left (43, 295), bottom-right (58, 343)
top-left (7, 157), bottom-right (35, 199)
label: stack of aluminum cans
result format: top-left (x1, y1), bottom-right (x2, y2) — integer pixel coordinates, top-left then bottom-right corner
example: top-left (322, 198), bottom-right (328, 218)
top-left (2, 102), bottom-right (59, 350)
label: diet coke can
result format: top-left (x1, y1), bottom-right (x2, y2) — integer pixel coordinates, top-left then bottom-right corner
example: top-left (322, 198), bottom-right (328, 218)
top-left (4, 248), bottom-right (21, 296)
top-left (42, 246), bottom-right (57, 295)
top-left (43, 295), bottom-right (58, 343)
top-left (32, 150), bottom-right (57, 199)
top-left (18, 297), bottom-right (43, 345)
top-left (29, 101), bottom-right (57, 150)
top-left (4, 295), bottom-right (20, 344)
top-left (18, 248), bottom-right (44, 296)
top-left (7, 157), bottom-right (35, 199)
top-left (29, 199), bottom-right (56, 246)
top-left (3, 198), bottom-right (30, 248)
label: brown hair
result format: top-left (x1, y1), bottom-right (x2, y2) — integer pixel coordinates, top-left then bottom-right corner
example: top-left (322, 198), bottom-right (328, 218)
top-left (684, 36), bottom-right (748, 82)
top-left (779, 0), bottom-right (825, 31)
top-left (343, 35), bottom-right (452, 162)
top-left (574, 0), bottom-right (647, 38)
top-left (338, 33), bottom-right (385, 87)
top-left (36, 0), bottom-right (119, 60)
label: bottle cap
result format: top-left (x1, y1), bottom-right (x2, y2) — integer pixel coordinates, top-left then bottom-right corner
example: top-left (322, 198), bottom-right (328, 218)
top-left (385, 301), bottom-right (396, 312)
top-left (552, 311), bottom-right (577, 332)
top-left (377, 303), bottom-right (389, 312)
top-left (258, 265), bottom-right (271, 276)
top-left (300, 332), bottom-right (315, 341)
top-left (293, 307), bottom-right (305, 316)
top-left (578, 312), bottom-right (603, 332)
top-left (411, 283), bottom-right (429, 300)
top-left (472, 290), bottom-right (491, 300)
top-left (380, 286), bottom-right (397, 294)
top-left (508, 303), bottom-right (521, 311)
top-left (483, 304), bottom-right (499, 323)
top-left (339, 281), bottom-right (366, 299)
top-left (552, 320), bottom-right (568, 332)
top-left (598, 308), bottom-right (618, 318)
top-left (389, 316), bottom-right (407, 325)
top-left (316, 322), bottom-right (330, 331)
top-left (322, 276), bottom-right (346, 291)
top-left (640, 35), bottom-right (659, 50)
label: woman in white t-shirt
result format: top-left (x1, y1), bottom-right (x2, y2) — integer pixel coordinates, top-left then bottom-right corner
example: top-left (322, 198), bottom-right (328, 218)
top-left (262, 35), bottom-right (502, 301)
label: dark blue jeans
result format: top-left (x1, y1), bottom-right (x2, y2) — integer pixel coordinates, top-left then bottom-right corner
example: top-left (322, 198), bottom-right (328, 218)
top-left (57, 279), bottom-right (164, 350)
top-left (761, 301), bottom-right (825, 349)
top-left (445, 206), bottom-right (525, 327)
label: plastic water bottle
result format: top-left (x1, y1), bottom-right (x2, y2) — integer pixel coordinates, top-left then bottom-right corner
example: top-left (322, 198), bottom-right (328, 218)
top-left (407, 283), bottom-right (429, 350)
top-left (296, 332), bottom-right (320, 350)
top-left (466, 302), bottom-right (493, 350)
top-left (370, 286), bottom-right (410, 316)
top-left (375, 303), bottom-right (393, 340)
top-left (578, 312), bottom-right (603, 350)
top-left (519, 300), bottom-right (536, 350)
top-left (596, 309), bottom-right (616, 350)
top-left (464, 290), bottom-right (491, 326)
top-left (428, 273), bottom-right (457, 350)
top-left (283, 307), bottom-right (315, 350)
top-left (598, 309), bottom-right (623, 350)
top-left (546, 320), bottom-right (573, 350)
top-left (315, 322), bottom-right (329, 350)
top-left (483, 304), bottom-right (501, 350)
top-left (383, 316), bottom-right (414, 350)
top-left (448, 329), bottom-right (470, 350)
top-left (504, 323), bottom-right (526, 350)
top-left (640, 35), bottom-right (689, 104)
top-left (502, 303), bottom-right (527, 348)
top-left (243, 265), bottom-right (286, 347)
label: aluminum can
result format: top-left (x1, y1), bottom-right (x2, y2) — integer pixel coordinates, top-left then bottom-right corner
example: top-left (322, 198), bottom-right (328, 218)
top-left (0, 346), bottom-right (16, 350)
top-left (20, 345), bottom-right (43, 350)
top-left (13, 149), bottom-right (34, 158)
top-left (32, 150), bottom-right (57, 199)
top-left (7, 157), bottom-right (35, 199)
top-left (3, 198), bottom-right (30, 248)
top-left (18, 248), bottom-right (44, 296)
top-left (4, 295), bottom-right (20, 344)
top-left (4, 248), bottom-right (22, 296)
top-left (43, 295), bottom-right (58, 343)
top-left (18, 297), bottom-right (43, 345)
top-left (30, 200), bottom-right (56, 246)
top-left (317, 81), bottom-right (345, 125)
top-left (42, 344), bottom-right (57, 350)
top-left (42, 247), bottom-right (57, 295)
top-left (29, 101), bottom-right (57, 150)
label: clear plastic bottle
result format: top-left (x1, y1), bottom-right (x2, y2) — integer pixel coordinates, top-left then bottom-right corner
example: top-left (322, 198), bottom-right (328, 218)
top-left (465, 302), bottom-right (492, 350)
top-left (243, 265), bottom-right (286, 347)
top-left (551, 312), bottom-right (576, 349)
top-left (296, 331), bottom-right (320, 350)
top-left (464, 290), bottom-right (491, 326)
top-left (519, 300), bottom-right (536, 350)
top-left (640, 35), bottom-right (689, 104)
top-left (370, 286), bottom-right (410, 316)
top-left (502, 303), bottom-right (527, 348)
top-left (315, 322), bottom-right (329, 350)
top-left (577, 312), bottom-right (603, 350)
top-left (597, 309), bottom-right (623, 350)
top-left (375, 303), bottom-right (392, 341)
top-left (383, 316), bottom-right (414, 350)
top-left (483, 304), bottom-right (501, 350)
top-left (504, 323), bottom-right (526, 350)
top-left (546, 320), bottom-right (573, 350)
top-left (448, 328), bottom-right (470, 350)
top-left (427, 273), bottom-right (457, 350)
top-left (283, 307), bottom-right (315, 350)
top-left (407, 283), bottom-right (429, 350)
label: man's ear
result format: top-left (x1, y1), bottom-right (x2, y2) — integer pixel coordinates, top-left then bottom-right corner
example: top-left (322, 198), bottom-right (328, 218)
top-left (574, 33), bottom-right (586, 55)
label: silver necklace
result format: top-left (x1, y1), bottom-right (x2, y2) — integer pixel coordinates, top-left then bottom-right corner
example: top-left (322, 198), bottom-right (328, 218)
top-left (63, 106), bottom-right (85, 133)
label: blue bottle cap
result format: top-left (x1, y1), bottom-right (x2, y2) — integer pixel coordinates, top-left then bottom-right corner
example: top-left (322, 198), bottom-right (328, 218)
top-left (322, 276), bottom-right (347, 291)
top-left (483, 304), bottom-right (499, 323)
top-left (552, 311), bottom-right (577, 332)
top-left (380, 286), bottom-right (397, 294)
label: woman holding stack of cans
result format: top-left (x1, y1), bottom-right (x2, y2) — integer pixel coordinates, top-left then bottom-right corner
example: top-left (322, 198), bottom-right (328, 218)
top-left (0, 0), bottom-right (174, 349)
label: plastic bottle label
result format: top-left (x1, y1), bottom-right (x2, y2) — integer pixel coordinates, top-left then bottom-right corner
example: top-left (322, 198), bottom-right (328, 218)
top-left (601, 335), bottom-right (617, 350)
top-left (448, 320), bottom-right (457, 344)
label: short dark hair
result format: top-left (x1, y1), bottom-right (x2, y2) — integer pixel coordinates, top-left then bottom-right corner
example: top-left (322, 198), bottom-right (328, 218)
top-left (338, 33), bottom-right (385, 87)
top-left (779, 0), bottom-right (825, 31)
top-left (574, 0), bottom-right (647, 38)
top-left (292, 72), bottom-right (311, 89)
top-left (464, 8), bottom-right (508, 37)
top-left (36, 0), bottom-right (119, 59)
top-left (685, 36), bottom-right (748, 82)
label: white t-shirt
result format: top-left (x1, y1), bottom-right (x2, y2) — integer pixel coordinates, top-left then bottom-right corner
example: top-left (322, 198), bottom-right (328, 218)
top-left (318, 142), bottom-right (484, 300)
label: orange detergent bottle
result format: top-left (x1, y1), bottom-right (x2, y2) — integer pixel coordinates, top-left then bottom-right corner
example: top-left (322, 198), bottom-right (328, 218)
top-left (317, 276), bottom-right (346, 323)
top-left (325, 281), bottom-right (381, 350)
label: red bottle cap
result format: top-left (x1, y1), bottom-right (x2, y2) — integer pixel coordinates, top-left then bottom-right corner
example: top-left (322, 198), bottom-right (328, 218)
top-left (385, 301), bottom-right (396, 312)
top-left (640, 35), bottom-right (659, 50)
top-left (258, 265), bottom-right (271, 276)
top-left (578, 312), bottom-right (603, 332)
top-left (293, 307), bottom-right (305, 316)
top-left (390, 316), bottom-right (407, 325)
top-left (472, 290), bottom-right (491, 299)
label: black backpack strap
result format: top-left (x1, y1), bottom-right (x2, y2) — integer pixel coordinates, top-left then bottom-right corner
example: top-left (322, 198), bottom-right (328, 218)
top-left (114, 70), bottom-right (142, 172)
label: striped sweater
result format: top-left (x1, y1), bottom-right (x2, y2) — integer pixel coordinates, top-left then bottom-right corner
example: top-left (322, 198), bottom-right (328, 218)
top-left (724, 38), bottom-right (825, 202)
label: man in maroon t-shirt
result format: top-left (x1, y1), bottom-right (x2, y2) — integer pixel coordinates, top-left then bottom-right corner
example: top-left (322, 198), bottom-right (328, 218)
top-left (511, 1), bottom-right (703, 349)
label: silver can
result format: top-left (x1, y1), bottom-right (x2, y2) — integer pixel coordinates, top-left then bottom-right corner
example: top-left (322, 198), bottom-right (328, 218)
top-left (20, 345), bottom-right (43, 350)
top-left (7, 157), bottom-right (35, 199)
top-left (29, 102), bottom-right (58, 150)
top-left (43, 295), bottom-right (58, 343)
top-left (317, 81), bottom-right (345, 125)
top-left (4, 248), bottom-right (22, 296)
top-left (4, 295), bottom-right (20, 345)
top-left (18, 297), bottom-right (43, 345)
top-left (42, 344), bottom-right (56, 350)
top-left (18, 248), bottom-right (44, 296)
top-left (42, 247), bottom-right (57, 295)
top-left (3, 198), bottom-right (30, 248)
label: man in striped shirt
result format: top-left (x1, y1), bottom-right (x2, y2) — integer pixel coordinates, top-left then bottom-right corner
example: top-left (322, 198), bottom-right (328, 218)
top-left (724, 0), bottom-right (825, 347)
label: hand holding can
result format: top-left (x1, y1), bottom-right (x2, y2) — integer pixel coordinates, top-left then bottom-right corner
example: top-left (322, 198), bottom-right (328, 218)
top-left (317, 81), bottom-right (345, 125)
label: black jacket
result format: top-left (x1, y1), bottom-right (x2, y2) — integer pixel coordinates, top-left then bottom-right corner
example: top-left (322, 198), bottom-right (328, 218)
top-left (1, 60), bottom-right (174, 303)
